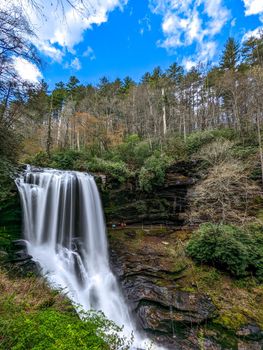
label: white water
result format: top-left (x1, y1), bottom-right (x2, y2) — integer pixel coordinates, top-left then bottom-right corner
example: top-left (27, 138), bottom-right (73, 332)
top-left (16, 166), bottom-right (157, 349)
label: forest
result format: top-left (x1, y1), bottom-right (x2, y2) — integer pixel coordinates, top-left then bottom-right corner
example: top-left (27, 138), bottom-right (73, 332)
top-left (1, 2), bottom-right (263, 350)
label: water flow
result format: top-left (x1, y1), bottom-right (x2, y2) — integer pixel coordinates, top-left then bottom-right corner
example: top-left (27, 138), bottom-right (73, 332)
top-left (16, 166), bottom-right (152, 349)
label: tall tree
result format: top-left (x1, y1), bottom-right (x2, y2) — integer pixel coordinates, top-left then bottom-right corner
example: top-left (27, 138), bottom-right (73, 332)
top-left (166, 63), bottom-right (184, 85)
top-left (242, 32), bottom-right (263, 68)
top-left (220, 37), bottom-right (240, 71)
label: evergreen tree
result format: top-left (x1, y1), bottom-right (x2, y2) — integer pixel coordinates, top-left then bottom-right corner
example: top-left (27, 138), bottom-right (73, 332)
top-left (141, 72), bottom-right (151, 84)
top-left (166, 63), bottom-right (184, 84)
top-left (242, 32), bottom-right (263, 67)
top-left (66, 76), bottom-right (80, 92)
top-left (220, 37), bottom-right (240, 70)
top-left (52, 82), bottom-right (68, 110)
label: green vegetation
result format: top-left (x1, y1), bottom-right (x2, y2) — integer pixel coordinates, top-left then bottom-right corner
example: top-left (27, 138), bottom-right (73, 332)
top-left (0, 309), bottom-right (130, 350)
top-left (186, 223), bottom-right (263, 279)
top-left (138, 152), bottom-right (173, 192)
top-left (0, 270), bottom-right (132, 350)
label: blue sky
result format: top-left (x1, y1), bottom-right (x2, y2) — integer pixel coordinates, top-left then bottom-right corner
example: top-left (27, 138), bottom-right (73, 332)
top-left (3, 0), bottom-right (263, 87)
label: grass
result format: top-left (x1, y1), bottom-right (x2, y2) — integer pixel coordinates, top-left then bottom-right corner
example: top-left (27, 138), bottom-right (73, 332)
top-left (0, 269), bottom-right (131, 350)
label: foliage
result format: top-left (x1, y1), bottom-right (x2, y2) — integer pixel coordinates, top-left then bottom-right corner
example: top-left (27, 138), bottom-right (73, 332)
top-left (0, 302), bottom-right (132, 350)
top-left (185, 129), bottom-right (236, 155)
top-left (86, 158), bottom-right (132, 183)
top-left (50, 150), bottom-right (85, 170)
top-left (220, 37), bottom-right (240, 70)
top-left (186, 223), bottom-right (263, 278)
top-left (0, 157), bottom-right (17, 202)
top-left (115, 135), bottom-right (153, 168)
top-left (138, 152), bottom-right (173, 192)
top-left (162, 134), bottom-right (187, 161)
top-left (26, 151), bottom-right (51, 168)
top-left (0, 269), bottom-right (132, 350)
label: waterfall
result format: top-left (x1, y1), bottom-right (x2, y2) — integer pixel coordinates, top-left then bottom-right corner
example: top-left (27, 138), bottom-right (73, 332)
top-left (16, 166), bottom-right (154, 349)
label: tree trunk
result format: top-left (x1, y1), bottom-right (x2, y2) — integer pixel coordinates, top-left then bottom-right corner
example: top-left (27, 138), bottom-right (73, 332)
top-left (256, 112), bottom-right (263, 186)
top-left (162, 87), bottom-right (167, 135)
top-left (46, 95), bottom-right (53, 158)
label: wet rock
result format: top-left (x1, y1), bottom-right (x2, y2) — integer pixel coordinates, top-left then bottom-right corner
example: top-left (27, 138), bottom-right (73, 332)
top-left (236, 323), bottom-right (263, 341)
top-left (238, 339), bottom-right (263, 350)
top-left (12, 239), bottom-right (27, 250)
top-left (108, 217), bottom-right (262, 349)
top-left (151, 330), bottom-right (200, 350)
top-left (137, 298), bottom-right (215, 333)
top-left (12, 250), bottom-right (32, 261)
top-left (9, 240), bottom-right (39, 276)
top-left (109, 230), bottom-right (218, 349)
top-left (203, 338), bottom-right (223, 350)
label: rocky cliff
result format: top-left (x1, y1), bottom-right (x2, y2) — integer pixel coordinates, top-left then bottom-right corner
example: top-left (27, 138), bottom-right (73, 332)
top-left (100, 161), bottom-right (198, 226)
top-left (109, 227), bottom-right (263, 350)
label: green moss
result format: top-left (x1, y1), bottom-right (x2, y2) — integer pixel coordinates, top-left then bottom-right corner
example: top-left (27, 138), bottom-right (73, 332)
top-left (214, 309), bottom-right (247, 331)
top-left (204, 324), bottom-right (238, 349)
top-left (179, 287), bottom-right (196, 293)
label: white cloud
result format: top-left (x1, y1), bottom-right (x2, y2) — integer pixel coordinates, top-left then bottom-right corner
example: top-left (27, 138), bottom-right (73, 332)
top-left (231, 18), bottom-right (237, 27)
top-left (83, 46), bottom-right (96, 60)
top-left (138, 15), bottom-right (151, 35)
top-left (242, 1), bottom-right (263, 42)
top-left (150, 0), bottom-right (230, 65)
top-left (182, 58), bottom-right (197, 71)
top-left (1, 0), bottom-right (127, 62)
top-left (71, 57), bottom-right (82, 70)
top-left (242, 26), bottom-right (263, 42)
top-left (65, 57), bottom-right (82, 70)
top-left (13, 57), bottom-right (43, 83)
top-left (243, 0), bottom-right (263, 16)
top-left (182, 41), bottom-right (217, 71)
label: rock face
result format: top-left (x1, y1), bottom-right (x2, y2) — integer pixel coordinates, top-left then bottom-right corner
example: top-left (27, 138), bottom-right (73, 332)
top-left (109, 228), bottom-right (263, 350)
top-left (109, 230), bottom-right (215, 349)
top-left (101, 161), bottom-right (197, 226)
top-left (7, 240), bottom-right (40, 276)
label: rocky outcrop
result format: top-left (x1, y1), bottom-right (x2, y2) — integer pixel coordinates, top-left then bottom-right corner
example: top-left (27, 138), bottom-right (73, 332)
top-left (101, 161), bottom-right (198, 226)
top-left (109, 228), bottom-right (263, 350)
top-left (6, 240), bottom-right (39, 276)
top-left (109, 229), bottom-right (215, 349)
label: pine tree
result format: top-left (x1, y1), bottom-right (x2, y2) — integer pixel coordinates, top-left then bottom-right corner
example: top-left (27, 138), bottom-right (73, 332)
top-left (220, 37), bottom-right (240, 71)
top-left (242, 32), bottom-right (263, 67)
top-left (166, 63), bottom-right (184, 84)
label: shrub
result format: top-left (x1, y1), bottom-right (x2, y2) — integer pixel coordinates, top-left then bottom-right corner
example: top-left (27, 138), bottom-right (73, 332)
top-left (188, 160), bottom-right (259, 224)
top-left (0, 157), bottom-right (17, 202)
top-left (50, 150), bottom-right (85, 170)
top-left (193, 139), bottom-right (234, 166)
top-left (26, 151), bottom-right (51, 168)
top-left (115, 135), bottom-right (155, 169)
top-left (185, 129), bottom-right (236, 155)
top-left (138, 152), bottom-right (173, 192)
top-left (186, 223), bottom-right (263, 278)
top-left (163, 135), bottom-right (187, 161)
top-left (86, 158), bottom-right (132, 183)
top-left (115, 134), bottom-right (141, 166)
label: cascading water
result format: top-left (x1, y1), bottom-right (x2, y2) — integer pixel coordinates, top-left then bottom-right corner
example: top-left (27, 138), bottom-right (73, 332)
top-left (16, 166), bottom-right (156, 349)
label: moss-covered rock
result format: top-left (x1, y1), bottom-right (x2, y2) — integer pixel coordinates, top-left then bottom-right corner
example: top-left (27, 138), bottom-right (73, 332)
top-left (108, 226), bottom-right (263, 349)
